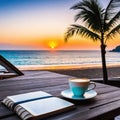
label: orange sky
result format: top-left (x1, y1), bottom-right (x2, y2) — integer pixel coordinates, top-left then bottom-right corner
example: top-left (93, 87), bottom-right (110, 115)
top-left (0, 0), bottom-right (119, 50)
top-left (0, 32), bottom-right (120, 50)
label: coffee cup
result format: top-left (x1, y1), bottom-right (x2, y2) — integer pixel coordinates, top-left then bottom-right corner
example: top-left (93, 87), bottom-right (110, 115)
top-left (69, 78), bottom-right (96, 97)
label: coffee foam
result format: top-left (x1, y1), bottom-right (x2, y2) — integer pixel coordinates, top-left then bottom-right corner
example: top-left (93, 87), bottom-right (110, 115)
top-left (69, 78), bottom-right (90, 83)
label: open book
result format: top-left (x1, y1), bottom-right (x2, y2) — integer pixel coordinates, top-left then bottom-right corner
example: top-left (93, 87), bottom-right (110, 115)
top-left (2, 91), bottom-right (75, 120)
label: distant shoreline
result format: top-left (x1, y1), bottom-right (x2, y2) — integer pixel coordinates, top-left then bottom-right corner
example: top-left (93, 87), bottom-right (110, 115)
top-left (18, 63), bottom-right (120, 71)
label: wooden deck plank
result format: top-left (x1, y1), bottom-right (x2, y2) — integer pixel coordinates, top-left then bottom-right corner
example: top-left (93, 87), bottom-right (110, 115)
top-left (0, 116), bottom-right (21, 120)
top-left (0, 78), bottom-right (118, 100)
top-left (62, 100), bottom-right (120, 120)
top-left (1, 92), bottom-right (120, 120)
top-left (0, 76), bottom-right (70, 86)
top-left (4, 71), bottom-right (69, 81)
top-left (0, 103), bottom-right (15, 119)
top-left (0, 74), bottom-right (108, 90)
top-left (0, 83), bottom-right (119, 99)
top-left (1, 83), bottom-right (120, 119)
top-left (1, 70), bottom-right (120, 120)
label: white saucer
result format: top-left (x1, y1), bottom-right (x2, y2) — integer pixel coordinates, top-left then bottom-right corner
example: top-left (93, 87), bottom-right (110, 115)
top-left (61, 89), bottom-right (97, 100)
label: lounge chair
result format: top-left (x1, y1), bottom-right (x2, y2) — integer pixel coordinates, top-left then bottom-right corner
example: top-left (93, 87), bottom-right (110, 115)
top-left (0, 55), bottom-right (23, 79)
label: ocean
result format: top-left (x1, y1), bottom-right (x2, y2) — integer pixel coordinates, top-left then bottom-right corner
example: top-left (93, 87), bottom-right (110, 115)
top-left (0, 50), bottom-right (120, 69)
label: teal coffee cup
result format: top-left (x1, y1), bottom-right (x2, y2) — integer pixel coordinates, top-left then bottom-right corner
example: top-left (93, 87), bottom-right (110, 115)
top-left (69, 78), bottom-right (96, 97)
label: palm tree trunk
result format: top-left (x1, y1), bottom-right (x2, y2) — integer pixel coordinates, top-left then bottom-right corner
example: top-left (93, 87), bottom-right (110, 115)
top-left (100, 44), bottom-right (108, 84)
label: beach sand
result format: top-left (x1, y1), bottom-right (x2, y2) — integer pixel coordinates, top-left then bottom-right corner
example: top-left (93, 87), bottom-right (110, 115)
top-left (48, 65), bottom-right (120, 86)
top-left (49, 66), bottom-right (120, 79)
top-left (20, 64), bottom-right (120, 79)
top-left (19, 64), bottom-right (120, 86)
top-left (18, 64), bottom-right (120, 86)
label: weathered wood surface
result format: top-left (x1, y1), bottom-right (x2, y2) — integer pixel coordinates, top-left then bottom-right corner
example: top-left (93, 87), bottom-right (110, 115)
top-left (0, 70), bottom-right (120, 120)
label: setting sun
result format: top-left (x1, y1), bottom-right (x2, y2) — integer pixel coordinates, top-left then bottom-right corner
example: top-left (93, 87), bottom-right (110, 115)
top-left (48, 41), bottom-right (58, 49)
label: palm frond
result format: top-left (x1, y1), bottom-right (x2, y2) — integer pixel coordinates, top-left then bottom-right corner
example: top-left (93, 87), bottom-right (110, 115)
top-left (104, 0), bottom-right (120, 21)
top-left (65, 24), bottom-right (100, 42)
top-left (105, 11), bottom-right (120, 31)
top-left (71, 0), bottom-right (104, 33)
top-left (106, 24), bottom-right (120, 40)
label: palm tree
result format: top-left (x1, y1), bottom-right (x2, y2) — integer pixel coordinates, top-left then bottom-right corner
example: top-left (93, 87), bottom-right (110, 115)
top-left (65, 0), bottom-right (120, 84)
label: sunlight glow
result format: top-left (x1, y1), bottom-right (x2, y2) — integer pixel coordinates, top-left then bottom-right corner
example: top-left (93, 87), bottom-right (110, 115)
top-left (48, 41), bottom-right (58, 49)
top-left (0, 0), bottom-right (119, 50)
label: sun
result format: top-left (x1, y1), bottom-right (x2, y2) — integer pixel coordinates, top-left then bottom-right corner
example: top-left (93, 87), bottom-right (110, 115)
top-left (48, 41), bottom-right (58, 49)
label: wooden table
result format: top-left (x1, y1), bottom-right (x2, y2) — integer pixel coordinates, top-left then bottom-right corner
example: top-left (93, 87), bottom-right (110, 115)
top-left (1, 70), bottom-right (120, 120)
